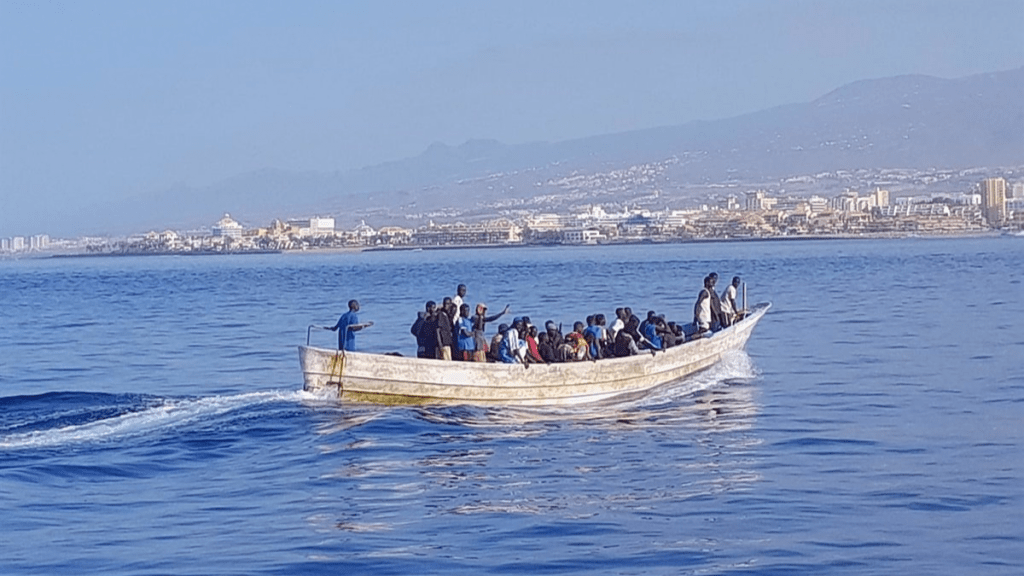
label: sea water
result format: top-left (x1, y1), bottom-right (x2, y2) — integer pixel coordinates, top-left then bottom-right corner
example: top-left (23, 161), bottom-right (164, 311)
top-left (1, 237), bottom-right (1021, 575)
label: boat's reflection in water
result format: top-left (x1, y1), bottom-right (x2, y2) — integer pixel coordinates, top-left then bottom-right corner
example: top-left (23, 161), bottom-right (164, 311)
top-left (306, 350), bottom-right (764, 536)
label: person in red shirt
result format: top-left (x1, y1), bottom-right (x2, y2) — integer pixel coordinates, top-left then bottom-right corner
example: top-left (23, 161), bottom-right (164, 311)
top-left (524, 325), bottom-right (544, 364)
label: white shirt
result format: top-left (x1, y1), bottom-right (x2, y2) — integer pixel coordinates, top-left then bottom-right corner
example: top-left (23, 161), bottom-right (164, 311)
top-left (505, 327), bottom-right (526, 362)
top-left (451, 294), bottom-right (464, 324)
top-left (696, 290), bottom-right (712, 328)
top-left (609, 317), bottom-right (625, 338)
top-left (723, 284), bottom-right (738, 314)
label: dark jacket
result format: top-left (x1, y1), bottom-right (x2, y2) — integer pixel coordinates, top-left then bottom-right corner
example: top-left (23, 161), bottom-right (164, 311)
top-left (411, 312), bottom-right (427, 345)
top-left (420, 314), bottom-right (440, 353)
top-left (613, 331), bottom-right (637, 357)
top-left (436, 311), bottom-right (454, 348)
top-left (538, 340), bottom-right (559, 363)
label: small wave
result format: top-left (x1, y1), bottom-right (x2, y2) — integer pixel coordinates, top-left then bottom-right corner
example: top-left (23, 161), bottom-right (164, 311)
top-left (0, 389), bottom-right (307, 450)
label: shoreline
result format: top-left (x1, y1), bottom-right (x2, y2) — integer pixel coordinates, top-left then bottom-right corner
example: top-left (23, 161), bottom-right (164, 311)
top-left (361, 231), bottom-right (1004, 252)
top-left (3, 230), bottom-right (1008, 261)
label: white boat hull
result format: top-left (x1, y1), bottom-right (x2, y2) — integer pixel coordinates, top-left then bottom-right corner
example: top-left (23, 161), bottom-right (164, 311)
top-left (299, 303), bottom-right (770, 406)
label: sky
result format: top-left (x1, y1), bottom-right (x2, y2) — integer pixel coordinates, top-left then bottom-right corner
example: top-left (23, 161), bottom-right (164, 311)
top-left (1, 0), bottom-right (1023, 237)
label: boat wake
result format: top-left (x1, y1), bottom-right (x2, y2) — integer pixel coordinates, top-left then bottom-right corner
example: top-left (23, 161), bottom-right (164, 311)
top-left (1, 351), bottom-right (762, 450)
top-left (628, 348), bottom-right (759, 408)
top-left (0, 389), bottom-right (309, 450)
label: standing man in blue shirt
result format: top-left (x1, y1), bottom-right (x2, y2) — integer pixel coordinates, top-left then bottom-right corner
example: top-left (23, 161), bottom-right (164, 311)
top-left (328, 299), bottom-right (373, 351)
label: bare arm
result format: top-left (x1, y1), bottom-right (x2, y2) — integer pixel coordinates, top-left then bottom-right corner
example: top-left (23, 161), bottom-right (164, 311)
top-left (483, 305), bottom-right (511, 323)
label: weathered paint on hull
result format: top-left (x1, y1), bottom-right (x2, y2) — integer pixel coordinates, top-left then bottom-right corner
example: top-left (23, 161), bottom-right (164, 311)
top-left (299, 303), bottom-right (770, 406)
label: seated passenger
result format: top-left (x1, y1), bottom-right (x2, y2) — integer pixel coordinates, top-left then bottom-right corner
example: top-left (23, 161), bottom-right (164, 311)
top-left (524, 325), bottom-right (544, 364)
top-left (537, 332), bottom-right (559, 363)
top-left (489, 324), bottom-right (507, 362)
top-left (499, 318), bottom-right (528, 363)
top-left (583, 314), bottom-right (607, 359)
top-left (595, 314), bottom-right (611, 357)
top-left (656, 316), bottom-right (682, 347)
top-left (544, 320), bottom-right (564, 350)
top-left (627, 314), bottom-right (654, 349)
top-left (639, 310), bottom-right (657, 339)
top-left (609, 308), bottom-right (626, 340)
top-left (643, 318), bottom-right (663, 350)
top-left (612, 327), bottom-right (639, 357)
top-left (564, 322), bottom-right (591, 361)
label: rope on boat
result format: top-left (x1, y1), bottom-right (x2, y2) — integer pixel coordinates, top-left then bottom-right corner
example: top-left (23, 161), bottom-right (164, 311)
top-left (330, 350), bottom-right (346, 395)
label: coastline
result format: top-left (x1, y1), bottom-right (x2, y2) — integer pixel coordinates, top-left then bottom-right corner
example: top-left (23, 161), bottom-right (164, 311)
top-left (14, 230), bottom-right (1005, 260)
top-left (46, 249), bottom-right (283, 260)
top-left (359, 230), bottom-right (1005, 253)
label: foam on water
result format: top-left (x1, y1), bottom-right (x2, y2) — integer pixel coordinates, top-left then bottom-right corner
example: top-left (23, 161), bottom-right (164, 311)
top-left (627, 348), bottom-right (758, 408)
top-left (0, 389), bottom-right (307, 450)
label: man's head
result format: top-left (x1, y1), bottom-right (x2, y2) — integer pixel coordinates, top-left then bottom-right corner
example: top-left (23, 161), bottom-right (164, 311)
top-left (348, 299), bottom-right (360, 312)
top-left (459, 303), bottom-right (471, 318)
top-left (457, 284), bottom-right (467, 297)
top-left (425, 300), bottom-right (436, 313)
top-left (732, 276), bottom-right (741, 287)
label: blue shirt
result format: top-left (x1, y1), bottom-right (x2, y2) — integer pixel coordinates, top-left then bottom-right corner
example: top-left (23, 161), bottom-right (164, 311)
top-left (333, 310), bottom-right (359, 351)
top-left (583, 325), bottom-right (603, 358)
top-left (456, 317), bottom-right (476, 352)
top-left (643, 322), bottom-right (662, 350)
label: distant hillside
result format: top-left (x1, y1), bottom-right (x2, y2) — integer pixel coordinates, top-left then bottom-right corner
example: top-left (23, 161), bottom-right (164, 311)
top-left (88, 67), bottom-right (1024, 235)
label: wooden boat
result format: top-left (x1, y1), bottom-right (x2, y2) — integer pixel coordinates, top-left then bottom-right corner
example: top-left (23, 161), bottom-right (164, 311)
top-left (299, 302), bottom-right (770, 406)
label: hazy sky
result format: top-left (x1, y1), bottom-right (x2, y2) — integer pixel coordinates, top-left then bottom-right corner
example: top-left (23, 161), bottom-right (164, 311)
top-left (2, 0), bottom-right (1022, 236)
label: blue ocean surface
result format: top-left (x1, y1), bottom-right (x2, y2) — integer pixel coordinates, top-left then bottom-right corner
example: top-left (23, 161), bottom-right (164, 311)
top-left (1, 237), bottom-right (1022, 575)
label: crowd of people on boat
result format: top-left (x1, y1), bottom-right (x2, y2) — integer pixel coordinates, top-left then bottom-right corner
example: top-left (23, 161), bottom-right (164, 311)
top-left (330, 275), bottom-right (746, 363)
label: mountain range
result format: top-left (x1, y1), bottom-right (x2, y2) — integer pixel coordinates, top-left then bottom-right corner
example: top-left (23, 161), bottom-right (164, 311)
top-left (86, 66), bottom-right (1024, 235)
